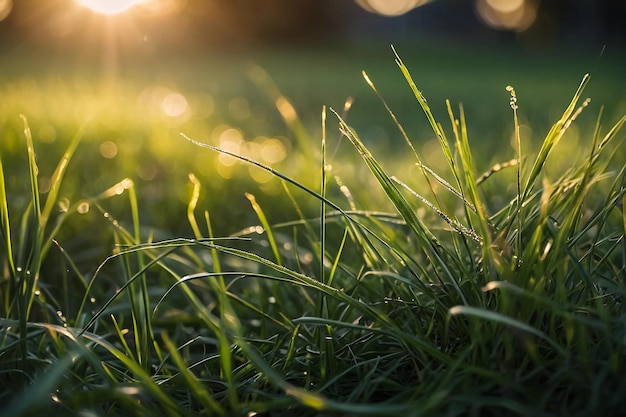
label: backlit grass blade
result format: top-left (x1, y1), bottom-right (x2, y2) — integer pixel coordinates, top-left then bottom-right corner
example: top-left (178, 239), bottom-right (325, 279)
top-left (20, 115), bottom-right (41, 323)
top-left (449, 305), bottom-right (568, 357)
top-left (331, 110), bottom-right (436, 245)
top-left (362, 70), bottom-right (449, 210)
top-left (195, 240), bottom-right (397, 328)
top-left (187, 173), bottom-right (204, 239)
top-left (451, 103), bottom-right (492, 245)
top-left (78, 245), bottom-right (178, 335)
top-left (39, 121), bottom-right (86, 231)
top-left (162, 332), bottom-right (227, 416)
top-left (522, 75), bottom-right (591, 202)
top-left (598, 113), bottom-right (626, 150)
top-left (0, 152), bottom-right (16, 278)
top-left (248, 64), bottom-right (313, 153)
top-left (391, 176), bottom-right (480, 243)
top-left (246, 192), bottom-right (282, 265)
top-left (181, 132), bottom-right (426, 279)
top-left (392, 47), bottom-right (459, 183)
top-left (326, 227), bottom-right (349, 288)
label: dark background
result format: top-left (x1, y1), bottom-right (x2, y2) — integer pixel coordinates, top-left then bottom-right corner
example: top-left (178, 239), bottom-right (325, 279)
top-left (1, 0), bottom-right (625, 55)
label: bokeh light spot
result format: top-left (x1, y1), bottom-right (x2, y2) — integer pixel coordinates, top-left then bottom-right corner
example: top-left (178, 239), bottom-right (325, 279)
top-left (137, 162), bottom-right (158, 181)
top-left (138, 86), bottom-right (192, 124)
top-left (487, 0), bottom-right (524, 14)
top-left (76, 0), bottom-right (146, 15)
top-left (162, 92), bottom-right (188, 117)
top-left (99, 141), bottom-right (118, 159)
top-left (275, 97), bottom-right (297, 123)
top-left (218, 128), bottom-right (244, 166)
top-left (249, 166), bottom-right (273, 184)
top-left (476, 0), bottom-right (538, 31)
top-left (355, 0), bottom-right (428, 17)
top-left (59, 198), bottom-right (70, 213)
top-left (260, 138), bottom-right (287, 164)
top-left (0, 0), bottom-right (13, 21)
top-left (77, 201), bottom-right (91, 214)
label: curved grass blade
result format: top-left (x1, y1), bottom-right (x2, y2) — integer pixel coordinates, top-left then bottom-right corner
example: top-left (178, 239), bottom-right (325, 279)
top-left (0, 152), bottom-right (16, 278)
top-left (449, 305), bottom-right (568, 357)
top-left (246, 192), bottom-right (282, 265)
top-left (522, 76), bottom-right (591, 202)
top-left (161, 332), bottom-right (227, 416)
top-left (180, 132), bottom-right (428, 284)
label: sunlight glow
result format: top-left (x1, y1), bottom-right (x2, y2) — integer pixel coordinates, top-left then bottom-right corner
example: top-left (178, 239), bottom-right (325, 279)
top-left (161, 92), bottom-right (188, 117)
top-left (138, 86), bottom-right (191, 124)
top-left (76, 0), bottom-right (147, 15)
top-left (475, 0), bottom-right (538, 31)
top-left (487, 0), bottom-right (524, 14)
top-left (355, 0), bottom-right (429, 17)
top-left (0, 0), bottom-right (12, 21)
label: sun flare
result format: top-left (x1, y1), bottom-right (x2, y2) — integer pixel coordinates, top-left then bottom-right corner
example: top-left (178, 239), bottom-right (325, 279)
top-left (76, 0), bottom-right (146, 15)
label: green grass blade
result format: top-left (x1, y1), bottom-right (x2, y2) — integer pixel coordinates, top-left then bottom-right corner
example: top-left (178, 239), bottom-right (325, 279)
top-left (331, 110), bottom-right (436, 245)
top-left (449, 305), bottom-right (568, 357)
top-left (3, 347), bottom-right (77, 416)
top-left (180, 132), bottom-right (425, 279)
top-left (392, 47), bottom-right (458, 180)
top-left (246, 192), bottom-right (282, 265)
top-left (361, 70), bottom-right (451, 210)
top-left (39, 122), bottom-right (86, 228)
top-left (0, 152), bottom-right (16, 278)
top-left (20, 116), bottom-right (42, 322)
top-left (162, 332), bottom-right (227, 416)
top-left (187, 173), bottom-right (204, 239)
top-left (248, 64), bottom-right (313, 153)
top-left (522, 75), bottom-right (591, 202)
top-left (391, 176), bottom-right (481, 243)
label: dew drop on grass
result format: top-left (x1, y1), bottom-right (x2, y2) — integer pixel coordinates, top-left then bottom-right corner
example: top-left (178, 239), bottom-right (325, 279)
top-left (77, 200), bottom-right (90, 214)
top-left (38, 176), bottom-right (51, 194)
top-left (117, 386), bottom-right (142, 396)
top-left (506, 85), bottom-right (518, 110)
top-left (299, 253), bottom-right (313, 265)
top-left (59, 198), bottom-right (70, 212)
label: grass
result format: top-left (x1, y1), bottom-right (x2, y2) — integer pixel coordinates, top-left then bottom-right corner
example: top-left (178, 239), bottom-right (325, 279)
top-left (1, 45), bottom-right (625, 416)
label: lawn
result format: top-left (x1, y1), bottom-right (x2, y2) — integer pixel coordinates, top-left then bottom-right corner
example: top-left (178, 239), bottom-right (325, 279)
top-left (1, 38), bottom-right (625, 416)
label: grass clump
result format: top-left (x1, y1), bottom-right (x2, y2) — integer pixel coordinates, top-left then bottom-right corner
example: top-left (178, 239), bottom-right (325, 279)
top-left (1, 49), bottom-right (625, 416)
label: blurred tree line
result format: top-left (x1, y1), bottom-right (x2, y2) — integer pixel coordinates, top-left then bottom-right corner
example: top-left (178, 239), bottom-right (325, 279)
top-left (0, 0), bottom-right (624, 53)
